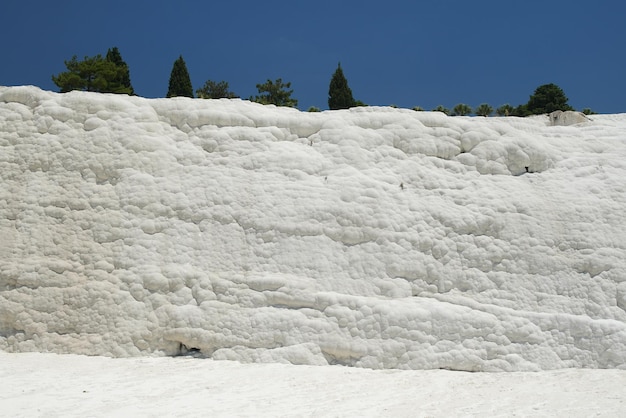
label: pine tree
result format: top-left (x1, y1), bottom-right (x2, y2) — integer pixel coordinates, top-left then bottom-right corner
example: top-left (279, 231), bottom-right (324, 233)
top-left (496, 104), bottom-right (514, 116)
top-left (475, 103), bottom-right (493, 117)
top-left (167, 56), bottom-right (193, 98)
top-left (52, 54), bottom-right (132, 94)
top-left (196, 80), bottom-right (237, 99)
top-left (526, 83), bottom-right (573, 115)
top-left (105, 47), bottom-right (134, 95)
top-left (433, 105), bottom-right (450, 115)
top-left (452, 103), bottom-right (472, 116)
top-left (328, 63), bottom-right (356, 110)
top-left (250, 78), bottom-right (297, 107)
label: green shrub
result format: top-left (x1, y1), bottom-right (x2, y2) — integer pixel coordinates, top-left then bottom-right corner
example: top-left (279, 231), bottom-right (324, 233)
top-left (475, 103), bottom-right (493, 117)
top-left (433, 105), bottom-right (450, 115)
top-left (452, 103), bottom-right (472, 116)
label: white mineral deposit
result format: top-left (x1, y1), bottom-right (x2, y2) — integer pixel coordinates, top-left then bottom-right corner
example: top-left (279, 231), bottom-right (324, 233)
top-left (1, 86), bottom-right (625, 416)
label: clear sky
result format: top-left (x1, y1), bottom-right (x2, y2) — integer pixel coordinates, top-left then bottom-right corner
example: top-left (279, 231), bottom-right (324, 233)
top-left (2, 0), bottom-right (624, 113)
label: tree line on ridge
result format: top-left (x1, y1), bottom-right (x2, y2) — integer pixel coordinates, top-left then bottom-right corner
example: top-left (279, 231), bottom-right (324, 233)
top-left (51, 47), bottom-right (594, 115)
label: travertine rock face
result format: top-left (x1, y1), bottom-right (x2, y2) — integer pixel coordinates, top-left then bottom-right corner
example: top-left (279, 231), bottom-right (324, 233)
top-left (549, 110), bottom-right (590, 126)
top-left (1, 86), bottom-right (625, 371)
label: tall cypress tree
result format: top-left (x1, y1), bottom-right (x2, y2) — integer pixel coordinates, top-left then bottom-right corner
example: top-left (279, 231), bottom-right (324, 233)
top-left (105, 47), bottom-right (134, 95)
top-left (328, 63), bottom-right (356, 110)
top-left (167, 55), bottom-right (193, 98)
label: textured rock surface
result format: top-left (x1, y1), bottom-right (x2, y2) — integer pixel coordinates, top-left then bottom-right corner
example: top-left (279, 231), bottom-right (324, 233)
top-left (1, 86), bottom-right (625, 371)
top-left (549, 110), bottom-right (590, 126)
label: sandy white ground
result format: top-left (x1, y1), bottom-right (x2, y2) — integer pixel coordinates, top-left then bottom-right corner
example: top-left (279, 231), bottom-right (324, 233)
top-left (1, 352), bottom-right (625, 417)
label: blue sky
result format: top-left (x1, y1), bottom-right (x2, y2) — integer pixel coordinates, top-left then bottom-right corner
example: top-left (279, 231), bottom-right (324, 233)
top-left (2, 0), bottom-right (624, 113)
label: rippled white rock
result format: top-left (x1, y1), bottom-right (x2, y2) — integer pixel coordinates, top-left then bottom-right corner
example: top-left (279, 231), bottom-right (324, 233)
top-left (1, 86), bottom-right (625, 371)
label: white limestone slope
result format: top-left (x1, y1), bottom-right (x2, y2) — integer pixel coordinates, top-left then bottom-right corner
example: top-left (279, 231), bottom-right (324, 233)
top-left (0, 86), bottom-right (625, 371)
